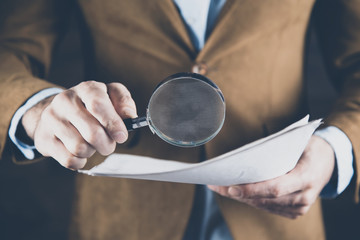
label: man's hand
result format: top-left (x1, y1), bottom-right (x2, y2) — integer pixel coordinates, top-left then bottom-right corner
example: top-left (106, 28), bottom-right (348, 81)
top-left (21, 81), bottom-right (137, 170)
top-left (208, 136), bottom-right (335, 219)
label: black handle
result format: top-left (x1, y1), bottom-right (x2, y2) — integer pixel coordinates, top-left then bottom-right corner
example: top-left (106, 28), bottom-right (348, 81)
top-left (123, 117), bottom-right (148, 131)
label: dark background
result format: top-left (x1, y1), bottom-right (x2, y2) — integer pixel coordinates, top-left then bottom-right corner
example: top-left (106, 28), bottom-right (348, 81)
top-left (9, 17), bottom-right (360, 240)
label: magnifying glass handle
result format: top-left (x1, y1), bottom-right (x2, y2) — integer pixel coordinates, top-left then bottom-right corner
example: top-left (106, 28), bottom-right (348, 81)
top-left (123, 116), bottom-right (148, 131)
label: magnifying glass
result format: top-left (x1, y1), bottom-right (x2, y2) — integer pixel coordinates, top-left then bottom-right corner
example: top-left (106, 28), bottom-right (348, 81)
top-left (123, 72), bottom-right (225, 147)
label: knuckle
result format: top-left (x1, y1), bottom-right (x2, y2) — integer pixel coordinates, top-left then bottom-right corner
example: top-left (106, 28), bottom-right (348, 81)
top-left (62, 156), bottom-right (80, 169)
top-left (119, 92), bottom-right (133, 103)
top-left (52, 93), bottom-right (65, 105)
top-left (306, 182), bottom-right (316, 190)
top-left (240, 186), bottom-right (252, 198)
top-left (63, 89), bottom-right (76, 98)
top-left (106, 118), bottom-right (123, 131)
top-left (119, 105), bottom-right (137, 119)
top-left (108, 83), bottom-right (132, 99)
top-left (87, 98), bottom-right (106, 114)
top-left (80, 80), bottom-right (106, 92)
top-left (268, 187), bottom-right (281, 198)
top-left (41, 107), bottom-right (57, 121)
top-left (87, 126), bottom-right (105, 145)
top-left (52, 90), bottom-right (73, 107)
top-left (71, 141), bottom-right (89, 157)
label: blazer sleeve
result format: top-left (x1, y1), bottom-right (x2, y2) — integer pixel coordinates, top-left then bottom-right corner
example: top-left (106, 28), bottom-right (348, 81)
top-left (0, 0), bottom-right (72, 160)
top-left (313, 0), bottom-right (360, 202)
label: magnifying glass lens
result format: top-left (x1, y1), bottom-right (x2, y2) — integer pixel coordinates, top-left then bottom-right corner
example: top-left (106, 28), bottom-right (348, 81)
top-left (124, 73), bottom-right (225, 147)
top-left (148, 74), bottom-right (225, 147)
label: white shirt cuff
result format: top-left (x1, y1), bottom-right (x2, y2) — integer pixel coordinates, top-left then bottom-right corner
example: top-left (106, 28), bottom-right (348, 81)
top-left (8, 88), bottom-right (63, 160)
top-left (314, 126), bottom-right (354, 198)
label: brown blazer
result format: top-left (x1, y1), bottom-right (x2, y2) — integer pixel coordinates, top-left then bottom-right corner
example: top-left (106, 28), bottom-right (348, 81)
top-left (0, 0), bottom-right (359, 239)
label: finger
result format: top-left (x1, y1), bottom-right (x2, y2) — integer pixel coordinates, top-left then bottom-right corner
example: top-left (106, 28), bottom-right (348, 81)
top-left (258, 203), bottom-right (310, 219)
top-left (51, 137), bottom-right (87, 170)
top-left (51, 92), bottom-right (116, 156)
top-left (207, 185), bottom-right (230, 197)
top-left (235, 190), bottom-right (315, 207)
top-left (35, 131), bottom-right (87, 170)
top-left (75, 81), bottom-right (128, 143)
top-left (208, 185), bottom-right (313, 218)
top-left (227, 168), bottom-right (306, 199)
top-left (254, 204), bottom-right (308, 219)
top-left (242, 198), bottom-right (311, 219)
top-left (52, 118), bottom-right (96, 158)
top-left (234, 189), bottom-right (315, 218)
top-left (107, 82), bottom-right (137, 119)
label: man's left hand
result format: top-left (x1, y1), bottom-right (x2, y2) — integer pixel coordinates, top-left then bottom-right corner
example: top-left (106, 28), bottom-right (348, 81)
top-left (208, 135), bottom-right (335, 219)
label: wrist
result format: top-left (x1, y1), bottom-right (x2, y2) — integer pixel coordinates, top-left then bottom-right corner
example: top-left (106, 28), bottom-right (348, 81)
top-left (8, 88), bottom-right (63, 159)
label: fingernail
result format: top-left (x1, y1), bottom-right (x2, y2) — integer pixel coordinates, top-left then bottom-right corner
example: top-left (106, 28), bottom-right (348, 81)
top-left (228, 187), bottom-right (242, 197)
top-left (113, 131), bottom-right (127, 143)
top-left (123, 107), bottom-right (137, 118)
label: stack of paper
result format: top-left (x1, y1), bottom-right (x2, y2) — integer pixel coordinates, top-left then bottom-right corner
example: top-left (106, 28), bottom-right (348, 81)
top-left (79, 116), bottom-right (321, 185)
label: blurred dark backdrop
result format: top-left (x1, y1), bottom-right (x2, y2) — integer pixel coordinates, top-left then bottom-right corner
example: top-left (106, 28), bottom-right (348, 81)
top-left (25, 17), bottom-right (360, 240)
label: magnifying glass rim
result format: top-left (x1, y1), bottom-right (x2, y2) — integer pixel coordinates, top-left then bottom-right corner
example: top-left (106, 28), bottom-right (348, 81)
top-left (146, 72), bottom-right (226, 147)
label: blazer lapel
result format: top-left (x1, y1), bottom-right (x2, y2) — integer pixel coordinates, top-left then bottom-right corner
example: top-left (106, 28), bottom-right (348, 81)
top-left (158, 0), bottom-right (197, 59)
top-left (197, 0), bottom-right (237, 61)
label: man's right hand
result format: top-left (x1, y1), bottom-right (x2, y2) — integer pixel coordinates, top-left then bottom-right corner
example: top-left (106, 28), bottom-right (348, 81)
top-left (21, 81), bottom-right (137, 170)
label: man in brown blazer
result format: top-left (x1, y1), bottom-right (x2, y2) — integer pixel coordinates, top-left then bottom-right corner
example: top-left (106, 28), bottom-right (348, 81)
top-left (0, 0), bottom-right (359, 239)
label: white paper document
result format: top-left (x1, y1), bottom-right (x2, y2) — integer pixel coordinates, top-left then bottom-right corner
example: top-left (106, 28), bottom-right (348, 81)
top-left (79, 116), bottom-right (321, 185)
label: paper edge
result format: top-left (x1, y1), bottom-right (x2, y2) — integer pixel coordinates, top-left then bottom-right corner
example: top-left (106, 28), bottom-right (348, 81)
top-left (80, 116), bottom-right (322, 177)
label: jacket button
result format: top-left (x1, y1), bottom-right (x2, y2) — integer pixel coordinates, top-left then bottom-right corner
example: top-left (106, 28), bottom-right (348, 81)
top-left (192, 62), bottom-right (208, 75)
